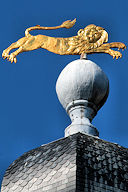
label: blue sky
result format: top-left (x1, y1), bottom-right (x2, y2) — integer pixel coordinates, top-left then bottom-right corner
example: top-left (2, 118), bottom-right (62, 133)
top-left (0, 0), bottom-right (128, 186)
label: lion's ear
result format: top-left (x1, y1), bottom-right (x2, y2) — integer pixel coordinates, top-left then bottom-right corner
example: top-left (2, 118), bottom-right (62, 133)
top-left (77, 29), bottom-right (84, 36)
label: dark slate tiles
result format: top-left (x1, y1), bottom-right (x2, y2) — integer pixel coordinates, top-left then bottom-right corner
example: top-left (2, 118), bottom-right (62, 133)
top-left (76, 133), bottom-right (128, 192)
top-left (1, 133), bottom-right (128, 191)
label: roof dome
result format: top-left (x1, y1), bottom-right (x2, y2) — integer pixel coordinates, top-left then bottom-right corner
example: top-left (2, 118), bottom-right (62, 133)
top-left (1, 133), bottom-right (128, 192)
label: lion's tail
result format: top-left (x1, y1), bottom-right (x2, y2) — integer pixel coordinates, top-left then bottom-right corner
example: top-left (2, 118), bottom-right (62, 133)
top-left (25, 26), bottom-right (49, 37)
top-left (25, 19), bottom-right (76, 37)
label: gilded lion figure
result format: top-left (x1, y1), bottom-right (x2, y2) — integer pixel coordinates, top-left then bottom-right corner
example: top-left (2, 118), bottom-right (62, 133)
top-left (2, 19), bottom-right (126, 63)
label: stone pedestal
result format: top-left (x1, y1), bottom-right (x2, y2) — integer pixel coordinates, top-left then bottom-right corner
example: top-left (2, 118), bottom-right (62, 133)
top-left (56, 59), bottom-right (109, 137)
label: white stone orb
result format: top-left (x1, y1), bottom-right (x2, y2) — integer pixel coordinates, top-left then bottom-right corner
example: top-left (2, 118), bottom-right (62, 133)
top-left (56, 59), bottom-right (109, 111)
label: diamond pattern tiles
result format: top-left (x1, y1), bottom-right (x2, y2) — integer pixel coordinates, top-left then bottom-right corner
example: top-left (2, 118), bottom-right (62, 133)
top-left (1, 133), bottom-right (128, 192)
top-left (1, 136), bottom-right (76, 192)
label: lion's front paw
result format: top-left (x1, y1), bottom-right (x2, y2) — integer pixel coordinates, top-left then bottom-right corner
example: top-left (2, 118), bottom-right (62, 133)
top-left (109, 50), bottom-right (122, 59)
top-left (117, 43), bottom-right (126, 50)
top-left (8, 53), bottom-right (17, 63)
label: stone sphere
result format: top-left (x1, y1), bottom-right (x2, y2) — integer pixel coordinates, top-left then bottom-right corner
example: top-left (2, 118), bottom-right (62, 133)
top-left (56, 59), bottom-right (109, 112)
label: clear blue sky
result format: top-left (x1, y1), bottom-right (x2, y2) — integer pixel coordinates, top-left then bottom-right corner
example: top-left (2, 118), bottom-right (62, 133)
top-left (0, 0), bottom-right (128, 186)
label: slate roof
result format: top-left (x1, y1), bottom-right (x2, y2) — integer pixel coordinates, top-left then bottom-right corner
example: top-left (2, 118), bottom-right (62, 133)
top-left (1, 133), bottom-right (128, 192)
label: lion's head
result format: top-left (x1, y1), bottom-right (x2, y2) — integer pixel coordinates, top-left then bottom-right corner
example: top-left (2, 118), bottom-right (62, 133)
top-left (77, 24), bottom-right (108, 48)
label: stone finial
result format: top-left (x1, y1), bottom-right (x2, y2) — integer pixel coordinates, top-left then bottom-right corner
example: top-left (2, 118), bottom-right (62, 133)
top-left (56, 59), bottom-right (109, 137)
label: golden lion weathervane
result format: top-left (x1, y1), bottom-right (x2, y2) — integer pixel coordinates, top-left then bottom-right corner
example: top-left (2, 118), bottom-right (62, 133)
top-left (2, 19), bottom-right (126, 63)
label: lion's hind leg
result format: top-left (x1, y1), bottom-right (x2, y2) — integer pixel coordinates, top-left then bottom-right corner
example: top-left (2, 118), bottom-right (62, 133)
top-left (8, 36), bottom-right (42, 63)
top-left (2, 37), bottom-right (27, 63)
